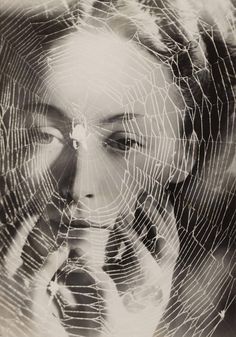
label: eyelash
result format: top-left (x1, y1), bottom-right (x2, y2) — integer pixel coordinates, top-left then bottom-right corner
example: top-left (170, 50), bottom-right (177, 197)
top-left (105, 134), bottom-right (143, 152)
top-left (37, 127), bottom-right (64, 145)
top-left (36, 128), bottom-right (143, 153)
top-left (39, 132), bottom-right (55, 144)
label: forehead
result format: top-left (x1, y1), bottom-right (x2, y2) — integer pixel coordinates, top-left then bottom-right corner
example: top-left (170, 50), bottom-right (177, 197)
top-left (47, 30), bottom-right (182, 122)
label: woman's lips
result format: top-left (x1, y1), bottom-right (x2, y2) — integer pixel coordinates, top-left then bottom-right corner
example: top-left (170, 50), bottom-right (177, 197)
top-left (55, 219), bottom-right (109, 241)
top-left (45, 200), bottom-right (117, 230)
top-left (69, 219), bottom-right (105, 229)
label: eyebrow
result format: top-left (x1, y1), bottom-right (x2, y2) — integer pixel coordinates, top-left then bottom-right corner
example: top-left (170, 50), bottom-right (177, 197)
top-left (25, 104), bottom-right (144, 126)
top-left (31, 103), bottom-right (68, 121)
top-left (23, 103), bottom-right (71, 129)
top-left (100, 113), bottom-right (144, 124)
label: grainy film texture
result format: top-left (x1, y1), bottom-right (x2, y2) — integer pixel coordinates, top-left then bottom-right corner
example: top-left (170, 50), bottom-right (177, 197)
top-left (0, 1), bottom-right (235, 337)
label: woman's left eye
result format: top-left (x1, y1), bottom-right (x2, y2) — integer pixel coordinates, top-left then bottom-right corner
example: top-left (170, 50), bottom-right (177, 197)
top-left (115, 138), bottom-right (139, 151)
top-left (106, 133), bottom-right (142, 152)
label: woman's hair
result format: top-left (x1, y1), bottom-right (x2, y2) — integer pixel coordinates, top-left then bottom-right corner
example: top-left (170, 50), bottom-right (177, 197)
top-left (18, 0), bottom-right (234, 175)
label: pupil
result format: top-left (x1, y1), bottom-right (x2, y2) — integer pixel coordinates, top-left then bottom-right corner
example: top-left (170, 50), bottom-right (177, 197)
top-left (40, 132), bottom-right (53, 144)
top-left (118, 138), bottom-right (133, 150)
top-left (125, 138), bottom-right (133, 148)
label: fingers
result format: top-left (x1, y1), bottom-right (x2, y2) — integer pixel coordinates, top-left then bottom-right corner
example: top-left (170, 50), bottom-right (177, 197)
top-left (120, 216), bottom-right (155, 260)
top-left (126, 192), bottom-right (179, 263)
top-left (35, 244), bottom-right (69, 288)
top-left (4, 214), bottom-right (40, 277)
top-left (139, 196), bottom-right (180, 266)
top-left (31, 245), bottom-right (69, 328)
top-left (2, 230), bottom-right (70, 337)
top-left (104, 222), bottom-right (123, 260)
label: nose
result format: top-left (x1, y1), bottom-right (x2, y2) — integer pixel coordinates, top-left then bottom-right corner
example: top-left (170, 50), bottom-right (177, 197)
top-left (58, 132), bottom-right (124, 222)
top-left (70, 139), bottom-right (105, 210)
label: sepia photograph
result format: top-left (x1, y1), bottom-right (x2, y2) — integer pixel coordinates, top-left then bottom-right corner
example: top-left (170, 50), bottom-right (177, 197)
top-left (0, 1), bottom-right (235, 336)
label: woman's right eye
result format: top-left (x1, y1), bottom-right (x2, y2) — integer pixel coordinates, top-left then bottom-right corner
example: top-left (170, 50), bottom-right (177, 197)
top-left (39, 132), bottom-right (55, 144)
top-left (37, 127), bottom-right (64, 146)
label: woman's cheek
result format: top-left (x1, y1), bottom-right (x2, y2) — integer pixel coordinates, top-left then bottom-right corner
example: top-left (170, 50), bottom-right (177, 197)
top-left (130, 137), bottom-right (176, 189)
top-left (29, 142), bottom-right (64, 179)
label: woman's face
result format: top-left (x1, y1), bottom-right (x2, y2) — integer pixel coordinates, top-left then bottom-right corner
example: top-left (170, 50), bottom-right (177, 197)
top-left (34, 30), bottom-right (185, 228)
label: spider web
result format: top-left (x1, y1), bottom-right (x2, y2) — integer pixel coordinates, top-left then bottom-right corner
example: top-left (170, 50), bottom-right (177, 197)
top-left (0, 1), bottom-right (235, 337)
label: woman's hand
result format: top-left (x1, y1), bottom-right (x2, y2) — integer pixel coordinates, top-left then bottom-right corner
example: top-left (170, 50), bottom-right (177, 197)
top-left (0, 217), bottom-right (69, 337)
top-left (0, 194), bottom-right (179, 337)
top-left (99, 201), bottom-right (179, 337)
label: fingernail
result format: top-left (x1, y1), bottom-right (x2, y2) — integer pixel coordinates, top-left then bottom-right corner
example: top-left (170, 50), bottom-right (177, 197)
top-left (61, 241), bottom-right (67, 248)
top-left (59, 242), bottom-right (69, 255)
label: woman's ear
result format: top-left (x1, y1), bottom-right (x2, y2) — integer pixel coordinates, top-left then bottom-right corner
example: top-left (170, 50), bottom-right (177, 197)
top-left (170, 131), bottom-right (198, 184)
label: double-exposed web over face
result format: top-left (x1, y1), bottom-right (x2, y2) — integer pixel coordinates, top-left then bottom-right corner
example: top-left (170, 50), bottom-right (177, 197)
top-left (0, 1), bottom-right (235, 337)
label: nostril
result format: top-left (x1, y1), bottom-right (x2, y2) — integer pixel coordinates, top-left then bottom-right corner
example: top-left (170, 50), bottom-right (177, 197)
top-left (85, 194), bottom-right (94, 199)
top-left (59, 187), bottom-right (73, 203)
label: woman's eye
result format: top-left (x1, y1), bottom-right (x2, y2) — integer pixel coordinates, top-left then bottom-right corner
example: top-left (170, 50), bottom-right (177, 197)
top-left (115, 138), bottom-right (138, 151)
top-left (107, 134), bottom-right (142, 152)
top-left (37, 127), bottom-right (64, 145)
top-left (39, 132), bottom-right (55, 144)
